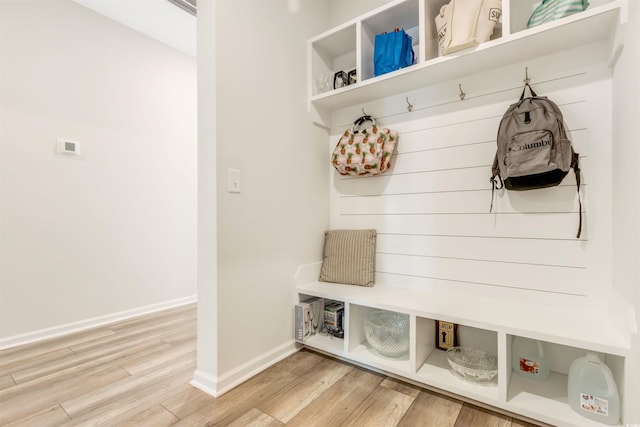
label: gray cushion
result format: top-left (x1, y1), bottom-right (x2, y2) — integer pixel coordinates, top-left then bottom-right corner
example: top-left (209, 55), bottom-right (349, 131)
top-left (319, 229), bottom-right (376, 287)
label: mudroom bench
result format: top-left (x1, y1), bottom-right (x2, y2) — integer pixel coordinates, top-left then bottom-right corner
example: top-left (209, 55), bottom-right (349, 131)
top-left (293, 261), bottom-right (635, 427)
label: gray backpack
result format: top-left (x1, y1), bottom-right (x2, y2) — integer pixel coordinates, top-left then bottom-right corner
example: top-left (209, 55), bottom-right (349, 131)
top-left (490, 84), bottom-right (582, 238)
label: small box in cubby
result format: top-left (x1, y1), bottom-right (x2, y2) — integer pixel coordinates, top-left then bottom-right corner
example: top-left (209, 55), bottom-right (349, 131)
top-left (295, 297), bottom-right (325, 341)
top-left (294, 302), bottom-right (311, 342)
top-left (324, 300), bottom-right (344, 332)
top-left (435, 320), bottom-right (459, 351)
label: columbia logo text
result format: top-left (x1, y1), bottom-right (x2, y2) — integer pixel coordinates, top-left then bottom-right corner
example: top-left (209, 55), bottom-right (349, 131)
top-left (508, 138), bottom-right (551, 152)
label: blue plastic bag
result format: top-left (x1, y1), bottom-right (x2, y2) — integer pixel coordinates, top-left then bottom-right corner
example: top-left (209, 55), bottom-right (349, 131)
top-left (374, 28), bottom-right (415, 77)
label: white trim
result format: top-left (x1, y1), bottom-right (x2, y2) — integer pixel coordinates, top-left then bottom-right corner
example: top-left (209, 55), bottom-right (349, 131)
top-left (190, 369), bottom-right (220, 397)
top-left (0, 295), bottom-right (197, 350)
top-left (191, 340), bottom-right (300, 397)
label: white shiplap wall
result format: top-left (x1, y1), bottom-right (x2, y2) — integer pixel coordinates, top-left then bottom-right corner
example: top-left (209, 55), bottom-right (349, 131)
top-left (328, 46), bottom-right (613, 308)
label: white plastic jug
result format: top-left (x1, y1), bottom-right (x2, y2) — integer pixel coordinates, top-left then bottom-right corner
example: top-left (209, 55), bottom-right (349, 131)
top-left (568, 353), bottom-right (620, 425)
top-left (511, 336), bottom-right (549, 381)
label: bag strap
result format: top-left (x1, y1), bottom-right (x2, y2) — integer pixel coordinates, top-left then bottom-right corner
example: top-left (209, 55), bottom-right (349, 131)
top-left (469, 0), bottom-right (485, 43)
top-left (352, 115), bottom-right (376, 133)
top-left (572, 150), bottom-right (582, 238)
top-left (519, 82), bottom-right (538, 100)
top-left (489, 155), bottom-right (503, 212)
top-left (408, 45), bottom-right (415, 65)
top-left (439, 2), bottom-right (453, 50)
top-left (489, 174), bottom-right (503, 213)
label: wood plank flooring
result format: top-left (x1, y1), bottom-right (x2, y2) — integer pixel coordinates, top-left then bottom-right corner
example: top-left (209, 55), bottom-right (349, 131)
top-left (0, 304), bottom-right (545, 426)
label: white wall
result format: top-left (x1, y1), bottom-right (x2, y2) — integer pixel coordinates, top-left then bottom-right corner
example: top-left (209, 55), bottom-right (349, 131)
top-left (0, 0), bottom-right (197, 343)
top-left (194, 0), bottom-right (331, 394)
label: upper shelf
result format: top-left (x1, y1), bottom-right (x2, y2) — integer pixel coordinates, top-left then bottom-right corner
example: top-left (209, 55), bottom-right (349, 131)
top-left (309, 1), bottom-right (623, 115)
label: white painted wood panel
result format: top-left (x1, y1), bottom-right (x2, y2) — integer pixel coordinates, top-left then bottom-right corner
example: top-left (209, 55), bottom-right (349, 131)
top-left (376, 233), bottom-right (586, 268)
top-left (336, 213), bottom-right (585, 239)
top-left (338, 185), bottom-right (583, 214)
top-left (333, 161), bottom-right (589, 196)
top-left (375, 253), bottom-right (588, 295)
top-left (329, 55), bottom-right (610, 304)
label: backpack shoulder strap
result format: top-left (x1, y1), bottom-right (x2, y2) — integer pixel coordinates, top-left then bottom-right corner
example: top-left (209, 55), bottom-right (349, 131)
top-left (490, 155), bottom-right (503, 213)
top-left (572, 150), bottom-right (582, 238)
top-left (519, 82), bottom-right (537, 100)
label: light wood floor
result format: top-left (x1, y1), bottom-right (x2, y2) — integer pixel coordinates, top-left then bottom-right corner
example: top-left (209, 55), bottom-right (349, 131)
top-left (0, 303), bottom-right (543, 426)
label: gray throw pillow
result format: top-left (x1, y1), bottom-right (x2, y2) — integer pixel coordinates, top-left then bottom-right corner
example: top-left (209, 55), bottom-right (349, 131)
top-left (319, 229), bottom-right (376, 287)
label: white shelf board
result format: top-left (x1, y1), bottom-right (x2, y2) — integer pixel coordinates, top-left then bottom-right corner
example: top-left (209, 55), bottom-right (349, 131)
top-left (361, 0), bottom-right (419, 35)
top-left (296, 281), bottom-right (631, 356)
top-left (309, 2), bottom-right (621, 111)
top-left (301, 333), bottom-right (345, 355)
top-left (416, 348), bottom-right (500, 402)
top-left (508, 372), bottom-right (622, 426)
top-left (348, 342), bottom-right (411, 376)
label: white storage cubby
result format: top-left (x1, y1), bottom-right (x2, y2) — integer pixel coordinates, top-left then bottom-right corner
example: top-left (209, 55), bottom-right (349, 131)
top-left (308, 0), bottom-right (623, 126)
top-left (297, 294), bottom-right (345, 355)
top-left (506, 336), bottom-right (626, 426)
top-left (310, 23), bottom-right (357, 96)
top-left (347, 304), bottom-right (411, 376)
top-left (415, 319), bottom-right (500, 402)
top-left (507, 0), bottom-right (615, 34)
top-left (359, 0), bottom-right (421, 81)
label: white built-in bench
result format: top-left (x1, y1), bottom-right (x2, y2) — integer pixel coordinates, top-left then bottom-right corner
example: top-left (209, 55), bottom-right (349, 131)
top-left (294, 261), bottom-right (636, 427)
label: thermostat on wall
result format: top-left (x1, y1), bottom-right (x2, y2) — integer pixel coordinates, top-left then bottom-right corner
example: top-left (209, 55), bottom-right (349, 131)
top-left (57, 138), bottom-right (80, 156)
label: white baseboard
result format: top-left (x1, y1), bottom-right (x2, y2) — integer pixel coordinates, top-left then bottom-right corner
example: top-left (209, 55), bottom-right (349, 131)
top-left (0, 295), bottom-right (197, 350)
top-left (190, 370), bottom-right (220, 397)
top-left (191, 340), bottom-right (299, 397)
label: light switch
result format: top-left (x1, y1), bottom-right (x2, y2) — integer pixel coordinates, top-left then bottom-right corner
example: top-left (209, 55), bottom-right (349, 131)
top-left (228, 169), bottom-right (241, 193)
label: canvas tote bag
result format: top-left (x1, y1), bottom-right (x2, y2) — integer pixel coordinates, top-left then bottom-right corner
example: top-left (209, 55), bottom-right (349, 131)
top-left (436, 0), bottom-right (502, 55)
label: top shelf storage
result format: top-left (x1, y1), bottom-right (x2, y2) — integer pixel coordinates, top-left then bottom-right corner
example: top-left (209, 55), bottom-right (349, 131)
top-left (308, 0), bottom-right (623, 126)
